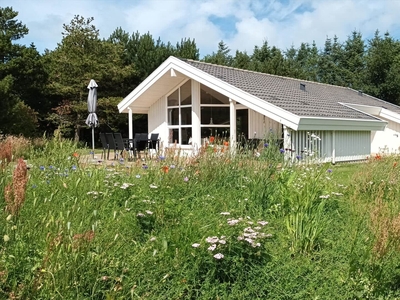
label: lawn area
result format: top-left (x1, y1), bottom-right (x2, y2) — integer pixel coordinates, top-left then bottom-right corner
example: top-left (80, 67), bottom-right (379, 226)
top-left (1, 135), bottom-right (400, 299)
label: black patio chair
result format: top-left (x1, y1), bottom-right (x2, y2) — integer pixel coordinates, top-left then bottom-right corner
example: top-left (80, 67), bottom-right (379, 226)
top-left (105, 133), bottom-right (118, 160)
top-left (114, 132), bottom-right (130, 159)
top-left (99, 132), bottom-right (109, 160)
top-left (148, 133), bottom-right (159, 150)
top-left (133, 133), bottom-right (149, 158)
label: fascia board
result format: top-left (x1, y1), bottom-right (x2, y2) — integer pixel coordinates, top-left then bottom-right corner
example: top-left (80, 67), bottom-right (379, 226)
top-left (118, 56), bottom-right (177, 113)
top-left (298, 117), bottom-right (387, 131)
top-left (170, 61), bottom-right (300, 130)
top-left (380, 108), bottom-right (400, 123)
top-left (340, 102), bottom-right (382, 116)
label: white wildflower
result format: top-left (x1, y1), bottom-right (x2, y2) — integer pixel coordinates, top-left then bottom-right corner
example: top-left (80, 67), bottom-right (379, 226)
top-left (220, 212), bottom-right (230, 215)
top-left (149, 237), bottom-right (156, 242)
top-left (319, 195), bottom-right (330, 199)
top-left (192, 243), bottom-right (200, 248)
top-left (206, 236), bottom-right (219, 244)
top-left (257, 221), bottom-right (268, 226)
top-left (149, 184), bottom-right (158, 189)
top-left (331, 192), bottom-right (343, 196)
top-left (219, 240), bottom-right (226, 245)
top-left (137, 213), bottom-right (145, 217)
top-left (145, 210), bottom-right (153, 215)
top-left (208, 244), bottom-right (217, 251)
top-left (227, 219), bottom-right (240, 226)
top-left (213, 253), bottom-right (224, 259)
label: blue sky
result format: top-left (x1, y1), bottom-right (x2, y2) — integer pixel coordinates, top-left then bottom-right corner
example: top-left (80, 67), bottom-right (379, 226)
top-left (4, 0), bottom-right (400, 58)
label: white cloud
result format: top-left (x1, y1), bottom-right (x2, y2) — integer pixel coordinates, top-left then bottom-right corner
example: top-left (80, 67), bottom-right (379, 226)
top-left (6, 0), bottom-right (400, 57)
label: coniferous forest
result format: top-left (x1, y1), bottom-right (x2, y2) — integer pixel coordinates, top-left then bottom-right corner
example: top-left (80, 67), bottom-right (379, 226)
top-left (2, 6), bottom-right (400, 143)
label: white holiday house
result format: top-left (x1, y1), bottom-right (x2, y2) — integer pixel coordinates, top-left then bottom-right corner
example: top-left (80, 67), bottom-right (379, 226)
top-left (118, 56), bottom-right (400, 162)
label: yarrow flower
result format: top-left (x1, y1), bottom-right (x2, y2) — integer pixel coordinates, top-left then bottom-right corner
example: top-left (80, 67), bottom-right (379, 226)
top-left (192, 243), bottom-right (200, 248)
top-left (213, 253), bottom-right (224, 259)
top-left (220, 212), bottom-right (230, 215)
top-left (227, 219), bottom-right (240, 226)
top-left (208, 244), bottom-right (217, 251)
top-left (206, 236), bottom-right (219, 244)
top-left (136, 174), bottom-right (141, 178)
top-left (257, 221), bottom-right (268, 226)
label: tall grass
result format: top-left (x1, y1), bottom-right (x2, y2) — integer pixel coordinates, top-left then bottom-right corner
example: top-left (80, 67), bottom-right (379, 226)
top-left (2, 137), bottom-right (400, 298)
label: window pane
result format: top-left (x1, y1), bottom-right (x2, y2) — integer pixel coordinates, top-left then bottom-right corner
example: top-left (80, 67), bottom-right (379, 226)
top-left (201, 107), bottom-right (230, 125)
top-left (181, 127), bottom-right (192, 145)
top-left (169, 128), bottom-right (179, 144)
top-left (168, 108), bottom-right (179, 125)
top-left (180, 80), bottom-right (191, 105)
top-left (201, 84), bottom-right (229, 104)
top-left (167, 89), bottom-right (179, 106)
top-left (201, 127), bottom-right (230, 139)
top-left (181, 107), bottom-right (192, 125)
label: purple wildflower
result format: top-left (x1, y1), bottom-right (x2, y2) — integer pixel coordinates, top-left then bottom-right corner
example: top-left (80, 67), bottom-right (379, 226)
top-left (184, 176), bottom-right (189, 182)
top-left (279, 149), bottom-right (285, 153)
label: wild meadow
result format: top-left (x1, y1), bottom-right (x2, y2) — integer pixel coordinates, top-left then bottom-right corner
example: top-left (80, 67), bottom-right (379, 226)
top-left (1, 134), bottom-right (400, 299)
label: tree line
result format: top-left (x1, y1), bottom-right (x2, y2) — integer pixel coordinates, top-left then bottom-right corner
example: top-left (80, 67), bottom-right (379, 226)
top-left (1, 6), bottom-right (400, 142)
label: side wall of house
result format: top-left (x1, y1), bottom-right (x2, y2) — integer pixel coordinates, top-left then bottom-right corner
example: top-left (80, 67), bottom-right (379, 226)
top-left (371, 117), bottom-right (400, 154)
top-left (248, 110), bottom-right (281, 139)
top-left (148, 95), bottom-right (168, 149)
top-left (291, 130), bottom-right (370, 162)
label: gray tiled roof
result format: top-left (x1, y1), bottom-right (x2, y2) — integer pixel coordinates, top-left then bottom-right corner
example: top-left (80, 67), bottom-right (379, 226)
top-left (182, 59), bottom-right (400, 120)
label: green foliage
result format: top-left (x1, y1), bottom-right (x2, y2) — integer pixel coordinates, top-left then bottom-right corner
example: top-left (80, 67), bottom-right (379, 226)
top-left (0, 7), bottom-right (44, 136)
top-left (4, 138), bottom-right (400, 298)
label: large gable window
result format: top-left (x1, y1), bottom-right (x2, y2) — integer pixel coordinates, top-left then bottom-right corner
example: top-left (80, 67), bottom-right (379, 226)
top-left (200, 84), bottom-right (230, 140)
top-left (167, 80), bottom-right (192, 145)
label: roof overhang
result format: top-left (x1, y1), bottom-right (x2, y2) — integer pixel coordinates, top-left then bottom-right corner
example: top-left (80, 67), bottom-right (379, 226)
top-left (340, 102), bottom-right (400, 127)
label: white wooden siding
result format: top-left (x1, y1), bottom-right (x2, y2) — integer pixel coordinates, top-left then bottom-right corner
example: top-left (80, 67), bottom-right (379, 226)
top-left (291, 130), bottom-right (370, 162)
top-left (249, 110), bottom-right (281, 139)
top-left (148, 95), bottom-right (168, 149)
top-left (371, 118), bottom-right (400, 154)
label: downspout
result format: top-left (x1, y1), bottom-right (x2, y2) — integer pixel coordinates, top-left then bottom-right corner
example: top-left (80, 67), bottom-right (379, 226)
top-left (128, 107), bottom-right (133, 148)
top-left (332, 130), bottom-right (336, 164)
top-left (283, 126), bottom-right (292, 161)
top-left (229, 98), bottom-right (237, 154)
